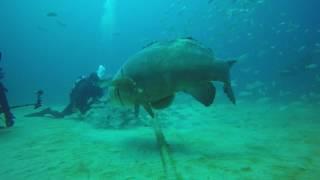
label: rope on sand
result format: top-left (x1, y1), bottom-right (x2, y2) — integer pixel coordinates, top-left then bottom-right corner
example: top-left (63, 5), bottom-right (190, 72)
top-left (150, 116), bottom-right (183, 180)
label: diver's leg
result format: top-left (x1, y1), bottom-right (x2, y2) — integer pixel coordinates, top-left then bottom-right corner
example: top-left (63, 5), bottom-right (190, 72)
top-left (25, 108), bottom-right (64, 118)
top-left (0, 83), bottom-right (14, 127)
top-left (26, 102), bottom-right (75, 118)
top-left (25, 108), bottom-right (52, 117)
top-left (49, 109), bottom-right (65, 118)
top-left (60, 104), bottom-right (74, 117)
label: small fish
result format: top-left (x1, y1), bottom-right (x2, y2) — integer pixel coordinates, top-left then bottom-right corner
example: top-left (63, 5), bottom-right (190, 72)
top-left (231, 80), bottom-right (238, 87)
top-left (238, 53), bottom-right (249, 62)
top-left (305, 64), bottom-right (318, 69)
top-left (47, 12), bottom-right (58, 17)
top-left (298, 46), bottom-right (306, 52)
top-left (37, 26), bottom-right (48, 32)
top-left (239, 91), bottom-right (252, 97)
top-left (240, 68), bottom-right (252, 73)
top-left (246, 81), bottom-right (264, 90)
top-left (253, 70), bottom-right (260, 75)
top-left (279, 90), bottom-right (292, 97)
top-left (279, 69), bottom-right (292, 75)
top-left (112, 32), bottom-right (121, 37)
top-left (279, 105), bottom-right (288, 111)
top-left (315, 44), bottom-right (320, 53)
top-left (257, 50), bottom-right (266, 57)
top-left (56, 20), bottom-right (67, 27)
top-left (309, 92), bottom-right (320, 99)
top-left (257, 97), bottom-right (271, 103)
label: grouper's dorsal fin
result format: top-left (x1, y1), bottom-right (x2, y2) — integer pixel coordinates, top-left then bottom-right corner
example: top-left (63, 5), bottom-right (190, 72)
top-left (185, 82), bottom-right (216, 106)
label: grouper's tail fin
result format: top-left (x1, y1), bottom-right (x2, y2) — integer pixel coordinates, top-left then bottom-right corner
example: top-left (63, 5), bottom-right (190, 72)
top-left (224, 60), bottom-right (237, 104)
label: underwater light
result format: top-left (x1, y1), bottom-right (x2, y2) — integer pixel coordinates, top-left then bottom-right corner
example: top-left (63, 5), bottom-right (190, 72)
top-left (101, 0), bottom-right (117, 42)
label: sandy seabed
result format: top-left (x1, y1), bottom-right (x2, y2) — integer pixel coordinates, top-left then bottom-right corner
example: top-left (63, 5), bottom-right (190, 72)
top-left (0, 100), bottom-right (319, 180)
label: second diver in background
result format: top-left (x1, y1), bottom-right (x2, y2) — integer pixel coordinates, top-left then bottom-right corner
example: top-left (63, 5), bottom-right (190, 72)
top-left (0, 52), bottom-right (15, 127)
top-left (25, 66), bottom-right (107, 118)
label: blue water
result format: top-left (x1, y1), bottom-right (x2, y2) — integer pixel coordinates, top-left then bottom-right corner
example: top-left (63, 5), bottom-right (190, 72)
top-left (1, 1), bottom-right (320, 179)
top-left (1, 0), bottom-right (319, 104)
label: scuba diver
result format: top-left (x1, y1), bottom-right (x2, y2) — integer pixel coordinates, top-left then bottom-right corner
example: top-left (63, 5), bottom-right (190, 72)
top-left (0, 52), bottom-right (15, 127)
top-left (25, 65), bottom-right (107, 118)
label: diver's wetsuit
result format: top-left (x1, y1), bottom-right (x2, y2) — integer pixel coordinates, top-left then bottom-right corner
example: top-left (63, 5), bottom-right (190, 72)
top-left (26, 73), bottom-right (104, 118)
top-left (0, 52), bottom-right (15, 127)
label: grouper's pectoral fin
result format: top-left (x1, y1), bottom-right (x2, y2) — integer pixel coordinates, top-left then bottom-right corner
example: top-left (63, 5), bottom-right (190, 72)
top-left (151, 94), bottom-right (175, 109)
top-left (185, 82), bottom-right (216, 106)
top-left (143, 103), bottom-right (155, 118)
top-left (134, 103), bottom-right (140, 117)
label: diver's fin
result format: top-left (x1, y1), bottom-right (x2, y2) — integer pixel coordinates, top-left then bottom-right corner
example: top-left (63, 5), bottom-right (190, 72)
top-left (134, 104), bottom-right (140, 118)
top-left (151, 94), bottom-right (175, 109)
top-left (24, 108), bottom-right (51, 117)
top-left (185, 83), bottom-right (216, 106)
top-left (143, 103), bottom-right (155, 118)
top-left (224, 83), bottom-right (236, 104)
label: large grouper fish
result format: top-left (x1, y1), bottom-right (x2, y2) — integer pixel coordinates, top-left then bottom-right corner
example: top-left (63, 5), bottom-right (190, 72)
top-left (108, 38), bottom-right (236, 118)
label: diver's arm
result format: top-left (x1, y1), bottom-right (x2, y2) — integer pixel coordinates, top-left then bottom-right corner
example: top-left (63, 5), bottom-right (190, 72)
top-left (0, 52), bottom-right (4, 80)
